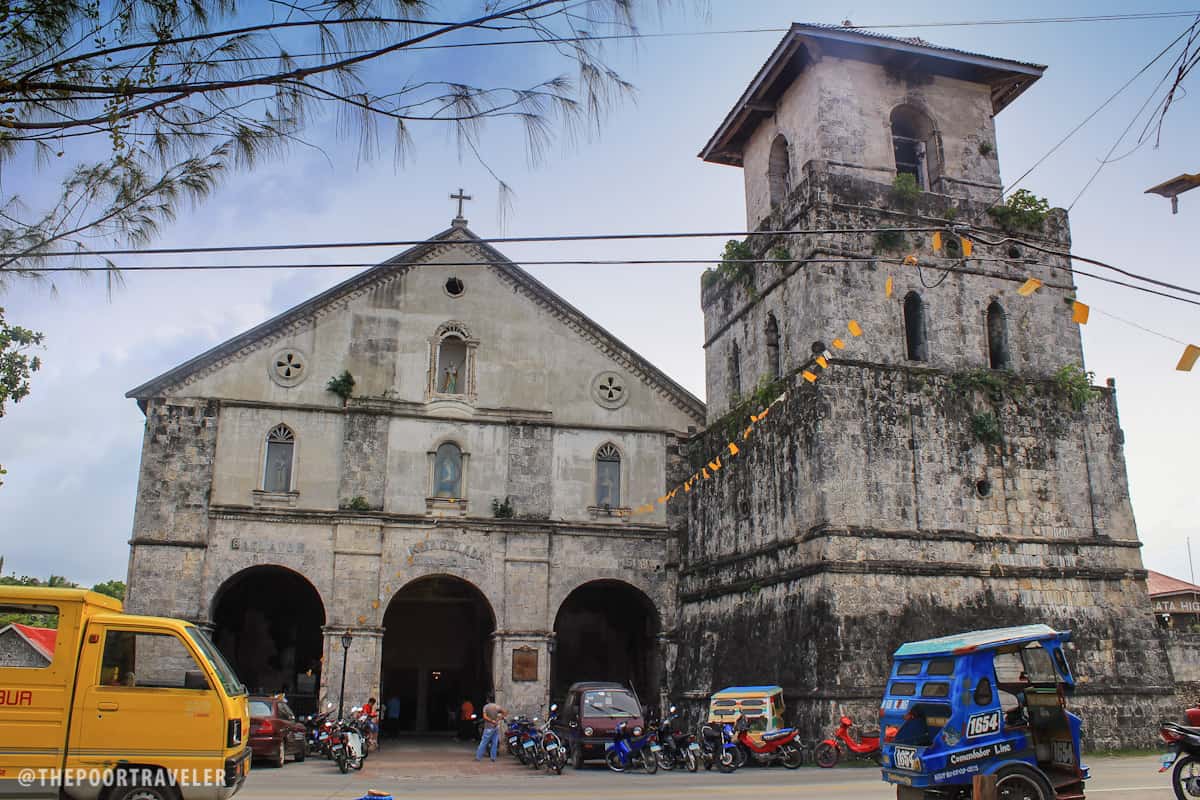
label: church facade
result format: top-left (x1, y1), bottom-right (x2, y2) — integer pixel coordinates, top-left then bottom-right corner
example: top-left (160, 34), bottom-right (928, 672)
top-left (124, 218), bottom-right (703, 726)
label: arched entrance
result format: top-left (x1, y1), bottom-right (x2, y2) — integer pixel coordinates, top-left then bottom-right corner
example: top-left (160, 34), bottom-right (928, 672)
top-left (551, 580), bottom-right (659, 703)
top-left (380, 575), bottom-right (495, 733)
top-left (211, 565), bottom-right (325, 714)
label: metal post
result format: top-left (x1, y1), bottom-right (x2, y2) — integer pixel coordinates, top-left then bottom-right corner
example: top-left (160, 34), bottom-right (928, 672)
top-left (338, 631), bottom-right (353, 720)
top-left (972, 774), bottom-right (997, 800)
top-left (1189, 536), bottom-right (1195, 586)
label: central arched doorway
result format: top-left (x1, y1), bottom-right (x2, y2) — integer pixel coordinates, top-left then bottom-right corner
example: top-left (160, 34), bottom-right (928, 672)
top-left (551, 580), bottom-right (659, 705)
top-left (211, 565), bottom-right (325, 714)
top-left (380, 575), bottom-right (495, 733)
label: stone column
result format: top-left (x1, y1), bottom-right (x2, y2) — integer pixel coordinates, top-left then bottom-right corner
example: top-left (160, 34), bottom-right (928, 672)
top-left (319, 625), bottom-right (383, 717)
top-left (491, 631), bottom-right (553, 718)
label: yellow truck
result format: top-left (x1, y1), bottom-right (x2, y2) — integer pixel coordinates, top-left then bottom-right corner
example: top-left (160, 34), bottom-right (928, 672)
top-left (1, 587), bottom-right (250, 800)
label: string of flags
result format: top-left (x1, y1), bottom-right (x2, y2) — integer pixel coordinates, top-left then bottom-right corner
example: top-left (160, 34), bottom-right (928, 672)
top-left (620, 228), bottom-right (1197, 516)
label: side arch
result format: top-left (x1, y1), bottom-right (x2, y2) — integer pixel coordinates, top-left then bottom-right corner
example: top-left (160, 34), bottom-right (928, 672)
top-left (210, 564), bottom-right (326, 712)
top-left (550, 579), bottom-right (662, 703)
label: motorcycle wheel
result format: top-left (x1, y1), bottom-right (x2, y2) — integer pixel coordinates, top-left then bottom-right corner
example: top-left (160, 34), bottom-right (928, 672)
top-left (657, 751), bottom-right (674, 771)
top-left (703, 752), bottom-right (713, 771)
top-left (781, 744), bottom-right (803, 769)
top-left (605, 750), bottom-right (626, 773)
top-left (718, 749), bottom-right (736, 774)
top-left (1173, 755), bottom-right (1200, 800)
top-left (642, 751), bottom-right (658, 775)
top-left (352, 754), bottom-right (364, 771)
top-left (685, 750), bottom-right (699, 772)
top-left (734, 744), bottom-right (749, 769)
top-left (815, 742), bottom-right (840, 768)
top-left (336, 751), bottom-right (349, 774)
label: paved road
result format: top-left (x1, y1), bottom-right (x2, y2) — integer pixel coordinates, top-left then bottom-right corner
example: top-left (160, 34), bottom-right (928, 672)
top-left (234, 740), bottom-right (1176, 799)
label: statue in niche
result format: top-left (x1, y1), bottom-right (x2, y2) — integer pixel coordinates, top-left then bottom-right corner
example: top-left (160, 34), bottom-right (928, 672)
top-left (440, 362), bottom-right (459, 393)
top-left (434, 443), bottom-right (462, 498)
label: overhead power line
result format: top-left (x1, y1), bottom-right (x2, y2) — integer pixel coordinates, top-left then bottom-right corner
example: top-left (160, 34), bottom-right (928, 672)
top-left (10, 225), bottom-right (1200, 303)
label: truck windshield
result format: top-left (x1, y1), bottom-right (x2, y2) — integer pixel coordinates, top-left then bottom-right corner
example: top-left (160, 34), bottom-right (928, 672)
top-left (186, 626), bottom-right (246, 696)
top-left (582, 690), bottom-right (640, 718)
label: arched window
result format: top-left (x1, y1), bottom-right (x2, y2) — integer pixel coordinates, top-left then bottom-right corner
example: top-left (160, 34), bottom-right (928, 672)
top-left (765, 313), bottom-right (781, 379)
top-left (890, 106), bottom-right (938, 190)
top-left (595, 443), bottom-right (621, 509)
top-left (768, 135), bottom-right (791, 208)
top-left (904, 292), bottom-right (928, 362)
top-left (987, 301), bottom-right (1010, 369)
top-left (264, 424), bottom-right (295, 492)
top-left (432, 442), bottom-right (463, 498)
top-left (729, 342), bottom-right (742, 399)
top-left (438, 336), bottom-right (467, 394)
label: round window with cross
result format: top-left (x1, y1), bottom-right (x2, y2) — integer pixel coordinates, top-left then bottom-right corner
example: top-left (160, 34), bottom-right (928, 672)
top-left (592, 371), bottom-right (629, 410)
top-left (269, 347), bottom-right (308, 387)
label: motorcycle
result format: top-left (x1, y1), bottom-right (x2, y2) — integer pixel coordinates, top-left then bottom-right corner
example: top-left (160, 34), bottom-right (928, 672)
top-left (699, 721), bottom-right (739, 773)
top-left (732, 713), bottom-right (803, 768)
top-left (303, 709), bottom-right (333, 756)
top-left (605, 720), bottom-right (660, 774)
top-left (328, 719), bottom-right (366, 774)
top-left (540, 704), bottom-right (567, 775)
top-left (654, 706), bottom-right (699, 772)
top-left (815, 714), bottom-right (880, 768)
top-left (1160, 706), bottom-right (1200, 800)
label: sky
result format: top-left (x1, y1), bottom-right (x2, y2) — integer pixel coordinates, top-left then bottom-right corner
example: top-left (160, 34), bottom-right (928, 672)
top-left (1, 1), bottom-right (1198, 587)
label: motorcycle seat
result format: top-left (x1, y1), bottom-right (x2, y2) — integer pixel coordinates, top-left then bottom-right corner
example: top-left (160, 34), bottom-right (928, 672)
top-left (761, 728), bottom-right (795, 742)
top-left (861, 730), bottom-right (880, 739)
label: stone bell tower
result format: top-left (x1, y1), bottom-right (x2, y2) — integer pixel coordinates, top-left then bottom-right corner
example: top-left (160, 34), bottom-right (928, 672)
top-left (676, 23), bottom-right (1176, 748)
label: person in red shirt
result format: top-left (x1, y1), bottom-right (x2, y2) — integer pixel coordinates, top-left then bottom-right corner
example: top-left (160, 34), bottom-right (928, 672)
top-left (362, 697), bottom-right (379, 750)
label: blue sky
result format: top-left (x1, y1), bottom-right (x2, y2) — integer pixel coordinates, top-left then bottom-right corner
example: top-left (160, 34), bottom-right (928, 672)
top-left (1, 1), bottom-right (1198, 586)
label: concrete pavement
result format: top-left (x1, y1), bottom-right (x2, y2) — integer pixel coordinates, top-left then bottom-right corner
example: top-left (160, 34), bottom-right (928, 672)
top-left (235, 739), bottom-right (1175, 799)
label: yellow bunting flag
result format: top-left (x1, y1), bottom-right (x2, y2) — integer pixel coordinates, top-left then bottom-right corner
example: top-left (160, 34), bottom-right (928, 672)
top-left (1017, 277), bottom-right (1043, 296)
top-left (1072, 301), bottom-right (1090, 325)
top-left (702, 468), bottom-right (711, 480)
top-left (885, 276), bottom-right (894, 297)
top-left (848, 320), bottom-right (863, 337)
top-left (1177, 344), bottom-right (1200, 372)
top-left (640, 504), bottom-right (654, 514)
top-left (816, 355), bottom-right (828, 369)
top-left (802, 370), bottom-right (817, 383)
top-left (743, 426), bottom-right (754, 440)
top-left (832, 338), bottom-right (846, 350)
top-left (683, 482), bottom-right (691, 493)
top-left (961, 237), bottom-right (973, 258)
top-left (728, 442), bottom-right (740, 457)
top-left (758, 407), bottom-right (770, 421)
top-left (903, 253), bottom-right (918, 266)
top-left (371, 599), bottom-right (380, 609)
top-left (708, 457), bottom-right (722, 472)
top-left (932, 231), bottom-right (943, 252)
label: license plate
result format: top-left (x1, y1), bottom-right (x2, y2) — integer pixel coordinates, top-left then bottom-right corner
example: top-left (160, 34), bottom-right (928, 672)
top-left (546, 743), bottom-right (558, 751)
top-left (650, 744), bottom-right (662, 752)
top-left (689, 743), bottom-right (701, 752)
top-left (523, 740), bottom-right (535, 749)
top-left (893, 747), bottom-right (917, 771)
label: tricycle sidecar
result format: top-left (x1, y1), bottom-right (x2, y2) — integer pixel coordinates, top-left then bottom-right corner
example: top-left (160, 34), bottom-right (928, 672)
top-left (879, 624), bottom-right (1088, 800)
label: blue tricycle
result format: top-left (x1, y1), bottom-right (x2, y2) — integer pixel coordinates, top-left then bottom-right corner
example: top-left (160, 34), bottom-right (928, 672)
top-left (879, 624), bottom-right (1088, 800)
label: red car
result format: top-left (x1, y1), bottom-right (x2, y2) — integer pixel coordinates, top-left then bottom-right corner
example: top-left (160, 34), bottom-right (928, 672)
top-left (248, 695), bottom-right (306, 767)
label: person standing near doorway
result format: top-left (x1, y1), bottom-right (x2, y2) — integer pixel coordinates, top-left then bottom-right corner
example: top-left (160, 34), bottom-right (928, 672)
top-left (385, 695), bottom-right (401, 739)
top-left (458, 698), bottom-right (475, 741)
top-left (474, 699), bottom-right (507, 762)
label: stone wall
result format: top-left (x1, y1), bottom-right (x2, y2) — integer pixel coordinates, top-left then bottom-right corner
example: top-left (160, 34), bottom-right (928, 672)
top-left (505, 423), bottom-right (553, 518)
top-left (125, 398), bottom-right (218, 620)
top-left (338, 412), bottom-right (390, 510)
top-left (675, 364), bottom-right (1174, 749)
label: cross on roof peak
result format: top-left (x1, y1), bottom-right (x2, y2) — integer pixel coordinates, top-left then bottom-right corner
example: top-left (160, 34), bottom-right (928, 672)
top-left (450, 188), bottom-right (472, 224)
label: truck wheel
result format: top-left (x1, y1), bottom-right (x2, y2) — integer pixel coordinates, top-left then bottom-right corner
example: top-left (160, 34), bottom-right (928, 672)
top-left (274, 739), bottom-right (287, 768)
top-left (570, 745), bottom-right (584, 770)
top-left (815, 742), bottom-right (840, 768)
top-left (994, 764), bottom-right (1053, 800)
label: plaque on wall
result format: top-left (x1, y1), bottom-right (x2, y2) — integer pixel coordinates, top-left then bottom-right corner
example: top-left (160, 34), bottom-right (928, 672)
top-left (512, 647), bottom-right (538, 682)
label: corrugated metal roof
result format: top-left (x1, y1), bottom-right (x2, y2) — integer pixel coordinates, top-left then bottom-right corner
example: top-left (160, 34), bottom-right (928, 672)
top-left (804, 22), bottom-right (1045, 71)
top-left (1147, 569), bottom-right (1200, 597)
top-left (893, 624), bottom-right (1066, 657)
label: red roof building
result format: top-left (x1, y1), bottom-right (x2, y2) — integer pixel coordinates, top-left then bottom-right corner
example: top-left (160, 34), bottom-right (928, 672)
top-left (1148, 570), bottom-right (1200, 628)
top-left (0, 622), bottom-right (57, 666)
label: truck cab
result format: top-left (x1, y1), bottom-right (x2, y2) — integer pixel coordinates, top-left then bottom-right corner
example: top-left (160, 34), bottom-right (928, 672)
top-left (1, 587), bottom-right (251, 800)
top-left (879, 624), bottom-right (1087, 800)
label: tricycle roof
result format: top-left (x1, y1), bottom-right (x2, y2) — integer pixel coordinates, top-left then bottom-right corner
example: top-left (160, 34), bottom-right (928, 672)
top-left (712, 685), bottom-right (782, 697)
top-left (893, 624), bottom-right (1070, 658)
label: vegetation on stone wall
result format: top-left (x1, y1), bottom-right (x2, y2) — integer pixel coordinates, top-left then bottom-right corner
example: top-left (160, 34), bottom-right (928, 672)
top-left (1054, 364), bottom-right (1099, 411)
top-left (708, 374), bottom-right (788, 456)
top-left (950, 369), bottom-right (1024, 403)
top-left (890, 173), bottom-right (921, 208)
top-left (701, 240), bottom-right (758, 296)
top-left (768, 245), bottom-right (792, 264)
top-left (970, 412), bottom-right (1003, 445)
top-left (988, 189), bottom-right (1051, 231)
top-left (491, 496), bottom-right (515, 518)
top-left (341, 495), bottom-right (371, 511)
top-left (873, 230), bottom-right (907, 252)
top-left (326, 370), bottom-right (356, 402)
